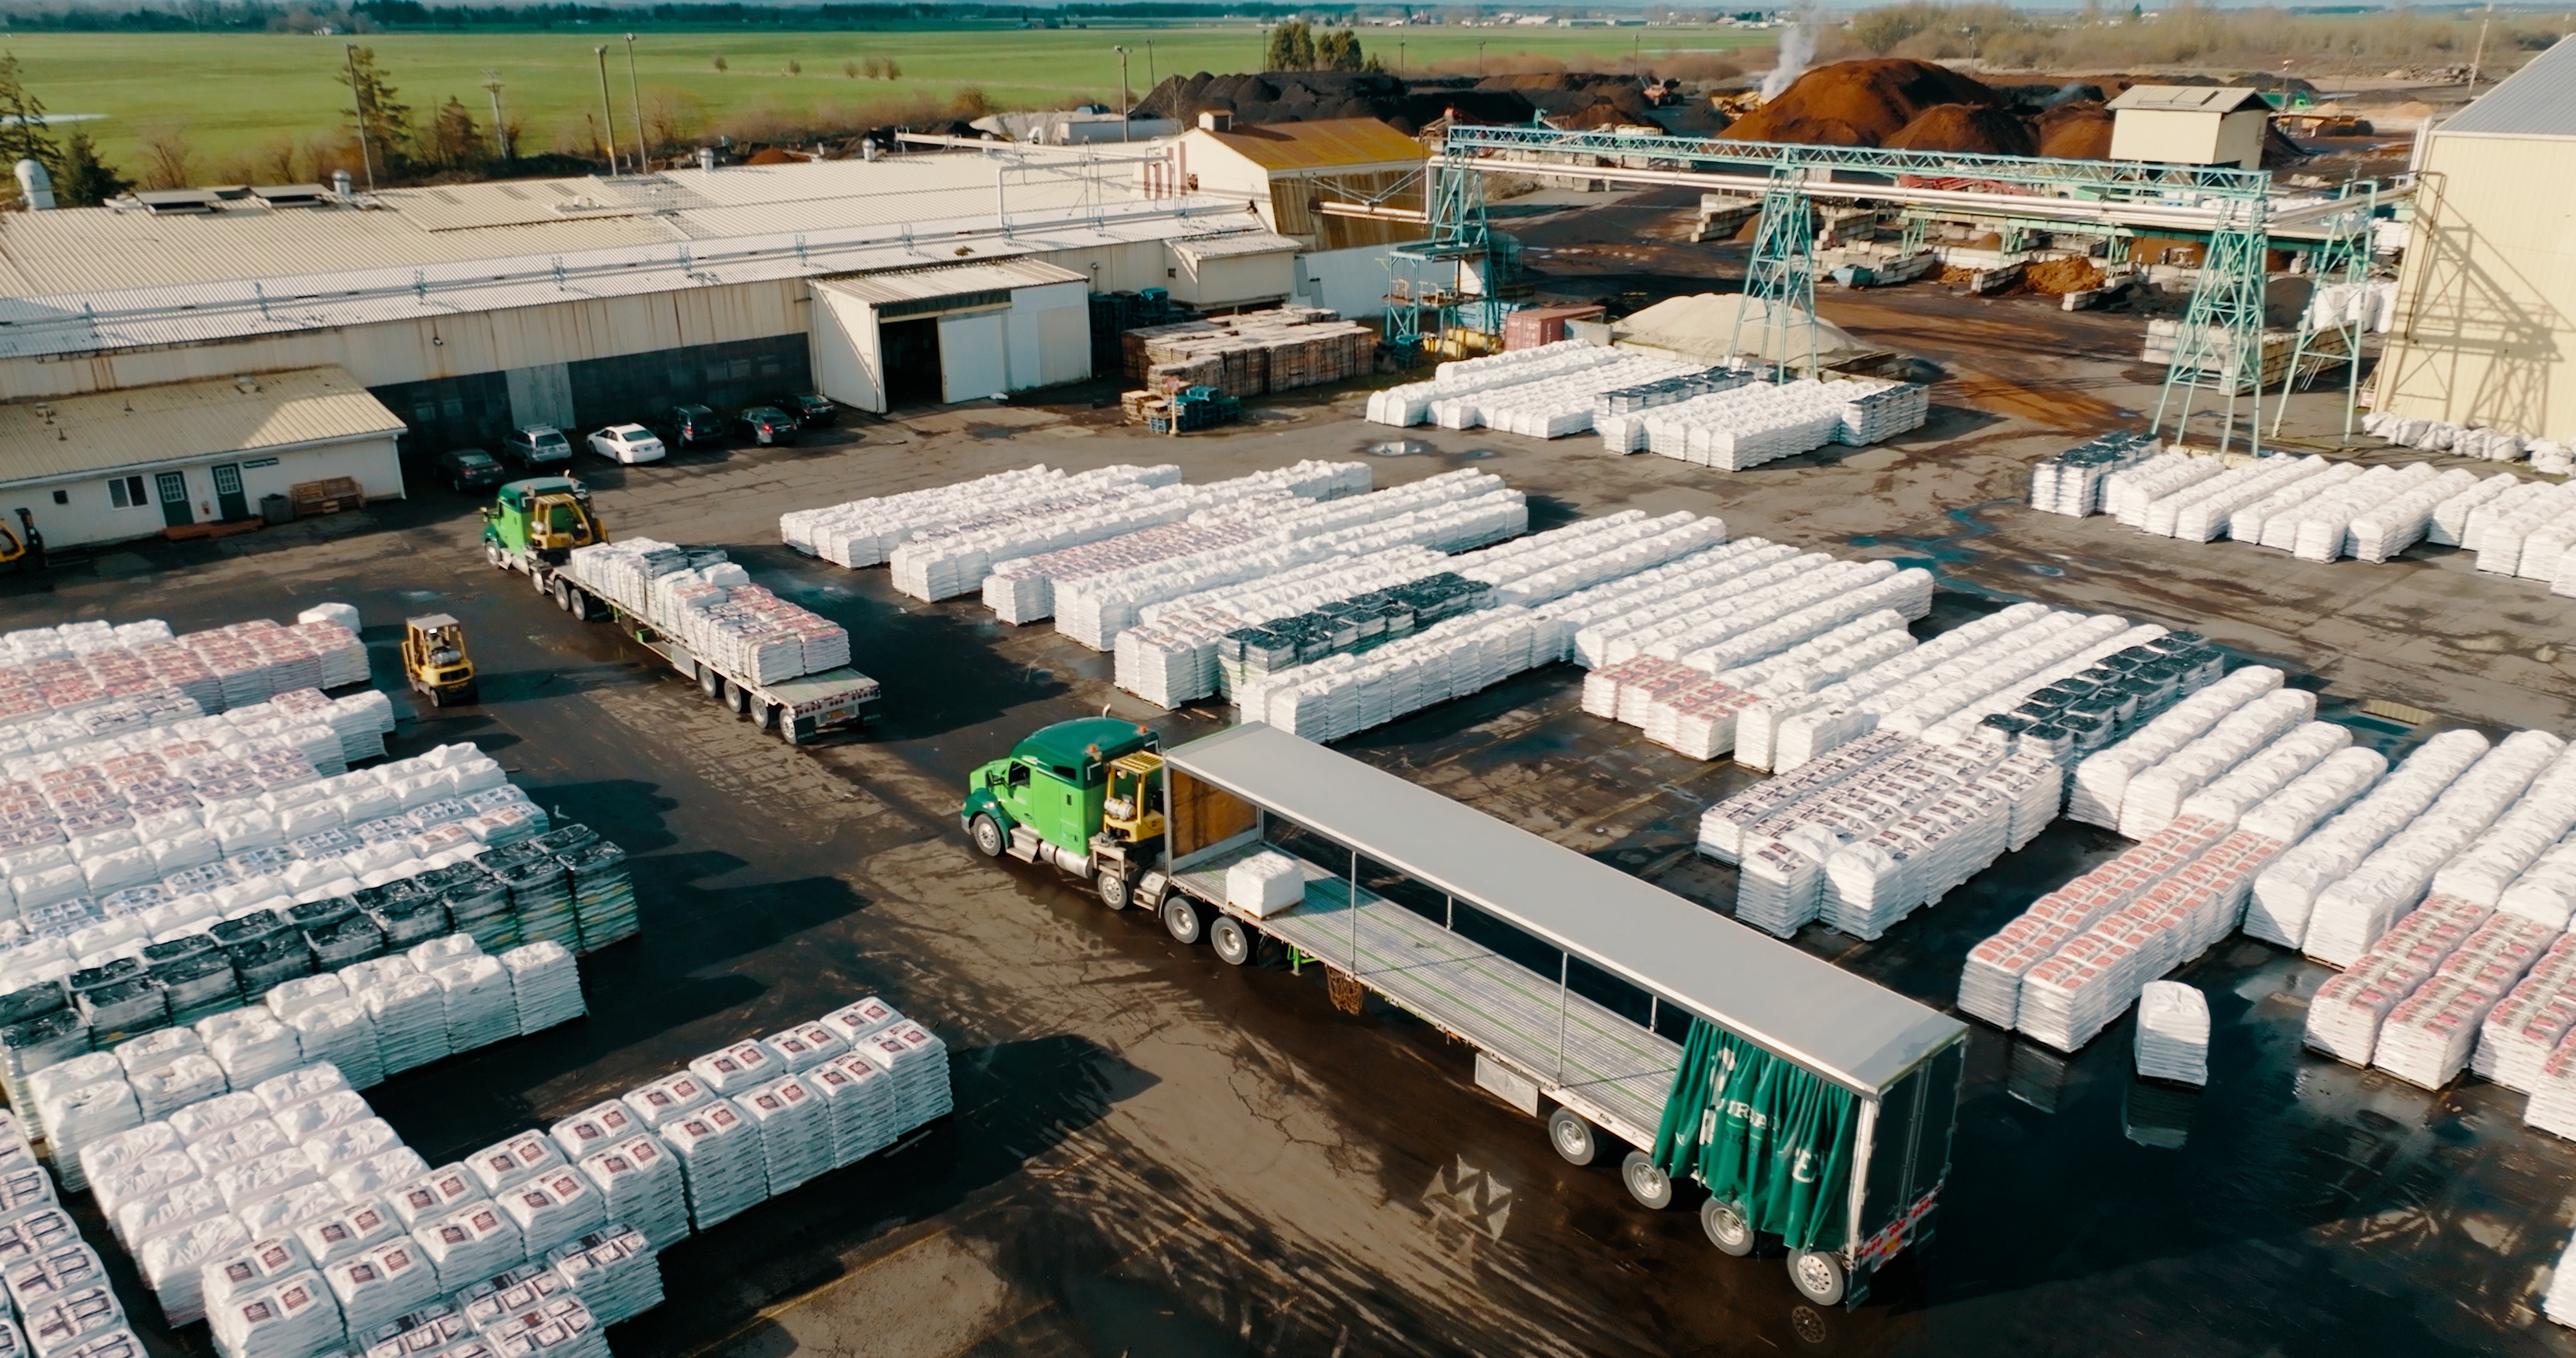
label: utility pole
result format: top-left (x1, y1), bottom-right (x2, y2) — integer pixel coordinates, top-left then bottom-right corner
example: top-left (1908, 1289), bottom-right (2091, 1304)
top-left (1477, 39), bottom-right (1488, 77)
top-left (344, 43), bottom-right (376, 192)
top-left (1114, 45), bottom-right (1131, 141)
top-left (624, 33), bottom-right (648, 170)
top-left (594, 45), bottom-right (619, 175)
top-left (482, 71), bottom-right (511, 162)
top-left (1397, 40), bottom-right (1406, 73)
top-left (2467, 5), bottom-right (2492, 92)
top-left (1146, 40), bottom-right (1154, 91)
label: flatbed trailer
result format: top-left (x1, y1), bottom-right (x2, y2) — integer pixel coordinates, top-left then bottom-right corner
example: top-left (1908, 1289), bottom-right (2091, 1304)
top-left (495, 543), bottom-right (880, 744)
top-left (1128, 722), bottom-right (1968, 1308)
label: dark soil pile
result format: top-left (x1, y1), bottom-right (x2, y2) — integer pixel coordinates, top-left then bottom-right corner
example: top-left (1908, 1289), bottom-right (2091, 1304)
top-left (1133, 71), bottom-right (1538, 135)
top-left (1721, 58), bottom-right (2002, 146)
top-left (2035, 101), bottom-right (2116, 159)
top-left (1884, 102), bottom-right (2038, 157)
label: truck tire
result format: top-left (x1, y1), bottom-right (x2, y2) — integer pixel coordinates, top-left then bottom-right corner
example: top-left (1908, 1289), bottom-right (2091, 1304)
top-left (1620, 1151), bottom-right (1675, 1210)
top-left (756, 702), bottom-right (779, 732)
top-left (969, 814), bottom-right (1006, 859)
top-left (724, 681), bottom-right (751, 716)
top-left (700, 669), bottom-right (723, 701)
top-left (530, 568), bottom-right (550, 595)
top-left (1096, 870), bottom-right (1131, 911)
top-left (1786, 1250), bottom-right (1846, 1307)
top-left (1209, 915), bottom-right (1254, 965)
top-left (1161, 895), bottom-right (1205, 946)
top-left (552, 579), bottom-right (574, 612)
top-left (779, 715), bottom-right (804, 746)
top-left (1701, 1199), bottom-right (1756, 1257)
top-left (1546, 1107), bottom-right (1599, 1167)
top-left (486, 543), bottom-right (506, 570)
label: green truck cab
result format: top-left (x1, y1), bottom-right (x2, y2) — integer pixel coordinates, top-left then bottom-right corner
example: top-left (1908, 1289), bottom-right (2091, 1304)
top-left (481, 477), bottom-right (601, 567)
top-left (963, 717), bottom-right (1165, 908)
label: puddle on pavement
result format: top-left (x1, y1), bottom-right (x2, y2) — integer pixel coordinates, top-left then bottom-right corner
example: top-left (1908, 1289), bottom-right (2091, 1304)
top-left (1367, 440), bottom-right (1435, 456)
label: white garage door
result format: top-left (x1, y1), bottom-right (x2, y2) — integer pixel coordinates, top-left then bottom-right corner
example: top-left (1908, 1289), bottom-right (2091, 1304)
top-left (938, 312), bottom-right (1009, 404)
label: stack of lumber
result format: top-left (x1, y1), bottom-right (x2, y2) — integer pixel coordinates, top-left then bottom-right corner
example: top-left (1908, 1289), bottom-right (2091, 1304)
top-left (1124, 307), bottom-right (1375, 397)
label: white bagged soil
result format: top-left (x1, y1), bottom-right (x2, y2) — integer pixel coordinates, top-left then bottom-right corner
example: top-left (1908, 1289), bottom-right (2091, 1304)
top-left (198, 1235), bottom-right (311, 1314)
top-left (293, 1198), bottom-right (402, 1269)
top-left (209, 1269), bottom-right (342, 1358)
top-left (386, 1166), bottom-right (485, 1233)
top-left (1224, 853), bottom-right (1303, 917)
top-left (497, 944), bottom-right (582, 1036)
top-left (323, 1239), bottom-right (437, 1340)
top-left (466, 1134), bottom-right (564, 1196)
top-left (757, 1023), bottom-right (848, 1074)
top-left (543, 1224), bottom-right (660, 1327)
top-left (575, 1137), bottom-right (687, 1251)
top-left (496, 1168), bottom-right (601, 1261)
top-left (412, 1201), bottom-right (522, 1292)
top-left (739, 1074), bottom-right (828, 1196)
top-left (2134, 981), bottom-right (2211, 1086)
top-left (658, 1100), bottom-right (762, 1230)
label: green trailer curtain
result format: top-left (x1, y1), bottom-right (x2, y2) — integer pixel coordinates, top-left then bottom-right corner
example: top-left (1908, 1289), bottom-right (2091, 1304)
top-left (1652, 1020), bottom-right (1857, 1252)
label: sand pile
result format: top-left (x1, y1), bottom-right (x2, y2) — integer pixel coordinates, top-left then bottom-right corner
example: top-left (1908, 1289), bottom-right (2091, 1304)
top-left (1721, 58), bottom-right (2003, 147)
top-left (1885, 103), bottom-right (2038, 157)
top-left (2036, 101), bottom-right (2116, 159)
top-left (2023, 255), bottom-right (2107, 295)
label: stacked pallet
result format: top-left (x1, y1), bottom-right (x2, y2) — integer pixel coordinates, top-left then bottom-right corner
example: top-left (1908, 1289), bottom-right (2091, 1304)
top-left (2027, 430), bottom-right (2160, 518)
top-left (565, 543), bottom-right (848, 684)
top-left (1252, 608), bottom-right (1553, 742)
top-left (1113, 548), bottom-right (1454, 707)
top-left (779, 465), bottom-right (1182, 567)
top-left (1050, 473), bottom-right (1528, 651)
top-left (1365, 341), bottom-right (1627, 428)
top-left (1123, 307), bottom-right (1374, 398)
top-left (891, 461), bottom-right (1368, 604)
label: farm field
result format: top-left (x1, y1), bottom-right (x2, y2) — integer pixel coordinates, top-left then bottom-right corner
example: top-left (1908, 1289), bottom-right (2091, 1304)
top-left (0, 25), bottom-right (1775, 170)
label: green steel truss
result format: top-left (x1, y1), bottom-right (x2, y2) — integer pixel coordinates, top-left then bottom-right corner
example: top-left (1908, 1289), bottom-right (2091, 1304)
top-left (1730, 166), bottom-right (1819, 380)
top-left (1430, 125), bottom-right (2280, 451)
top-left (1383, 154), bottom-right (1522, 356)
top-left (2270, 182), bottom-right (2379, 441)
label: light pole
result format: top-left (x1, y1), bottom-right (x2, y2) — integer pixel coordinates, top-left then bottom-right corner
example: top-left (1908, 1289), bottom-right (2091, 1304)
top-left (481, 69), bottom-right (510, 162)
top-left (344, 43), bottom-right (375, 192)
top-left (1146, 40), bottom-right (1155, 91)
top-left (1397, 40), bottom-right (1406, 72)
top-left (624, 33), bottom-right (647, 171)
top-left (1478, 40), bottom-right (1489, 77)
top-left (1113, 45), bottom-right (1131, 141)
top-left (594, 45), bottom-right (619, 175)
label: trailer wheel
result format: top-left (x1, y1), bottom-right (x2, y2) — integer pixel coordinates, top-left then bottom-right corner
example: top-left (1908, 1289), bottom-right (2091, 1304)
top-left (531, 568), bottom-right (550, 595)
top-left (779, 715), bottom-right (804, 746)
top-left (1209, 915), bottom-right (1254, 965)
top-left (699, 668), bottom-right (723, 701)
top-left (1546, 1108), bottom-right (1599, 1167)
top-left (1786, 1250), bottom-right (1846, 1307)
top-left (1700, 1199), bottom-right (1755, 1257)
top-left (552, 579), bottom-right (575, 612)
top-left (1620, 1151), bottom-right (1675, 1210)
top-left (724, 680), bottom-right (751, 715)
top-left (1161, 895), bottom-right (1206, 946)
top-left (754, 702), bottom-right (779, 731)
top-left (969, 814), bottom-right (1006, 859)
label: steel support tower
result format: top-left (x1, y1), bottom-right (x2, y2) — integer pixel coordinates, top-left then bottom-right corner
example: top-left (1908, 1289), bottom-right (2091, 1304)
top-left (1729, 166), bottom-right (1821, 380)
top-left (2270, 182), bottom-right (2379, 442)
top-left (1426, 126), bottom-right (2282, 452)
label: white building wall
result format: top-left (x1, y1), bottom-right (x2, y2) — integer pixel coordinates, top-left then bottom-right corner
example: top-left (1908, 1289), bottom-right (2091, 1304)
top-left (9, 435), bottom-right (403, 550)
top-left (2109, 109), bottom-right (2225, 166)
top-left (1294, 245), bottom-right (1397, 319)
top-left (1005, 280), bottom-right (1092, 390)
top-left (808, 287), bottom-right (886, 413)
top-left (938, 312), bottom-right (1011, 403)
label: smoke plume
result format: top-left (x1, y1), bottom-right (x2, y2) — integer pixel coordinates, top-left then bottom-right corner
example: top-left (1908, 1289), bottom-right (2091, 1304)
top-left (1760, 19), bottom-right (1816, 101)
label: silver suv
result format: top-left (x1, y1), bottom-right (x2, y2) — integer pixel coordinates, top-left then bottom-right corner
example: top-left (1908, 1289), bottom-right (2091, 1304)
top-left (501, 424), bottom-right (574, 467)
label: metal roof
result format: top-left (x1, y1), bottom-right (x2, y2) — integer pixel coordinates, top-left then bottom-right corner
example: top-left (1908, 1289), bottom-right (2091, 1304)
top-left (814, 258), bottom-right (1087, 306)
top-left (0, 189), bottom-right (1263, 364)
top-left (2106, 86), bottom-right (2270, 114)
top-left (1165, 722), bottom-right (1965, 1095)
top-left (2440, 35), bottom-right (2576, 140)
top-left (0, 366), bottom-right (405, 485)
top-left (1197, 118), bottom-right (1428, 174)
top-left (1170, 230), bottom-right (1303, 262)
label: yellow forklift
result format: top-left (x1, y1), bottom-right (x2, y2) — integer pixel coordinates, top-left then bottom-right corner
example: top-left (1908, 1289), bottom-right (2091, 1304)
top-left (0, 509), bottom-right (43, 573)
top-left (402, 614), bottom-right (479, 707)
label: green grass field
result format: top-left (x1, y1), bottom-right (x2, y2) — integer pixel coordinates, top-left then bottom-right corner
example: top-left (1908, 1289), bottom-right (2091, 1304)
top-left (0, 25), bottom-right (1775, 176)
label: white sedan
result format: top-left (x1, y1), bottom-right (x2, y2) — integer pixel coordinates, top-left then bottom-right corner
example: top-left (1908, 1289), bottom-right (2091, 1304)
top-left (587, 424), bottom-right (667, 464)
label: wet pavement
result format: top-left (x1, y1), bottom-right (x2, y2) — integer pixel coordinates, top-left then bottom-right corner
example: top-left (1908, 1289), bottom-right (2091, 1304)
top-left (8, 271), bottom-right (2576, 1357)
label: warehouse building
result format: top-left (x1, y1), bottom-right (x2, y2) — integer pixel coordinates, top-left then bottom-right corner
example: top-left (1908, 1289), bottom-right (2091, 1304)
top-left (1174, 115), bottom-right (1427, 251)
top-left (2375, 36), bottom-right (2576, 443)
top-left (2106, 86), bottom-right (2272, 170)
top-left (0, 367), bottom-right (405, 549)
top-left (0, 150), bottom-right (1365, 545)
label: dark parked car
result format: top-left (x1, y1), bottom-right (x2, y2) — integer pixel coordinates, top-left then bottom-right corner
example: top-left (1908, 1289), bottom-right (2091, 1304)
top-left (733, 405), bottom-right (799, 446)
top-left (435, 447), bottom-right (507, 493)
top-left (658, 404), bottom-right (720, 446)
top-left (499, 424), bottom-right (574, 468)
top-left (770, 393), bottom-right (838, 428)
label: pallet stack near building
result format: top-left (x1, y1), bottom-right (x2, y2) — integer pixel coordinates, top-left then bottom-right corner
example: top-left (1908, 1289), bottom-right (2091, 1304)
top-left (1122, 307), bottom-right (1375, 399)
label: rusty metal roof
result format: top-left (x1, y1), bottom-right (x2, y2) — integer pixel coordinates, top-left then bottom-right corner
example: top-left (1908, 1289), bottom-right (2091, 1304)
top-left (1197, 118), bottom-right (1426, 174)
top-left (0, 366), bottom-right (406, 485)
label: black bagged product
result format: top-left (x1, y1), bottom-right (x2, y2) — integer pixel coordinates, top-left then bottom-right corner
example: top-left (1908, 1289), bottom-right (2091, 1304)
top-left (306, 915), bottom-right (387, 970)
top-left (74, 978), bottom-right (167, 1047)
top-left (66, 959), bottom-right (144, 997)
top-left (0, 982), bottom-right (65, 1027)
top-left (559, 841), bottom-right (636, 952)
top-left (225, 932), bottom-right (315, 995)
top-left (148, 947), bottom-right (239, 1027)
top-left (209, 910), bottom-right (287, 952)
top-left (365, 887), bottom-right (451, 951)
top-left (0, 1008), bottom-right (92, 1100)
top-left (436, 868), bottom-right (517, 954)
top-left (496, 858), bottom-right (576, 950)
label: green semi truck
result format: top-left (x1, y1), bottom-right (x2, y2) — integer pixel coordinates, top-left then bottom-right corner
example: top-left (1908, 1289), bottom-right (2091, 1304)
top-left (962, 719), bottom-right (1966, 1308)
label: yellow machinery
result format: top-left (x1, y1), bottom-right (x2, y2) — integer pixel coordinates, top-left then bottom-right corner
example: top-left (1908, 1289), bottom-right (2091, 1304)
top-left (402, 614), bottom-right (479, 707)
top-left (0, 509), bottom-right (42, 571)
top-left (1100, 749), bottom-right (1167, 846)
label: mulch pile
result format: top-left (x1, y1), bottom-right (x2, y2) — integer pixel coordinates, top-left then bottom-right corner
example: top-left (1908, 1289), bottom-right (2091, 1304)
top-left (1884, 102), bottom-right (2038, 157)
top-left (2022, 255), bottom-right (2107, 295)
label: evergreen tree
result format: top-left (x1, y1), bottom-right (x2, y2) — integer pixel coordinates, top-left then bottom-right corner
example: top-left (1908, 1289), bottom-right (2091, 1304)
top-left (53, 130), bottom-right (128, 206)
top-left (1263, 21), bottom-right (1316, 72)
top-left (335, 45), bottom-right (413, 180)
top-left (1316, 29), bottom-right (1365, 72)
top-left (0, 52), bottom-right (64, 196)
top-left (425, 96), bottom-right (482, 171)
